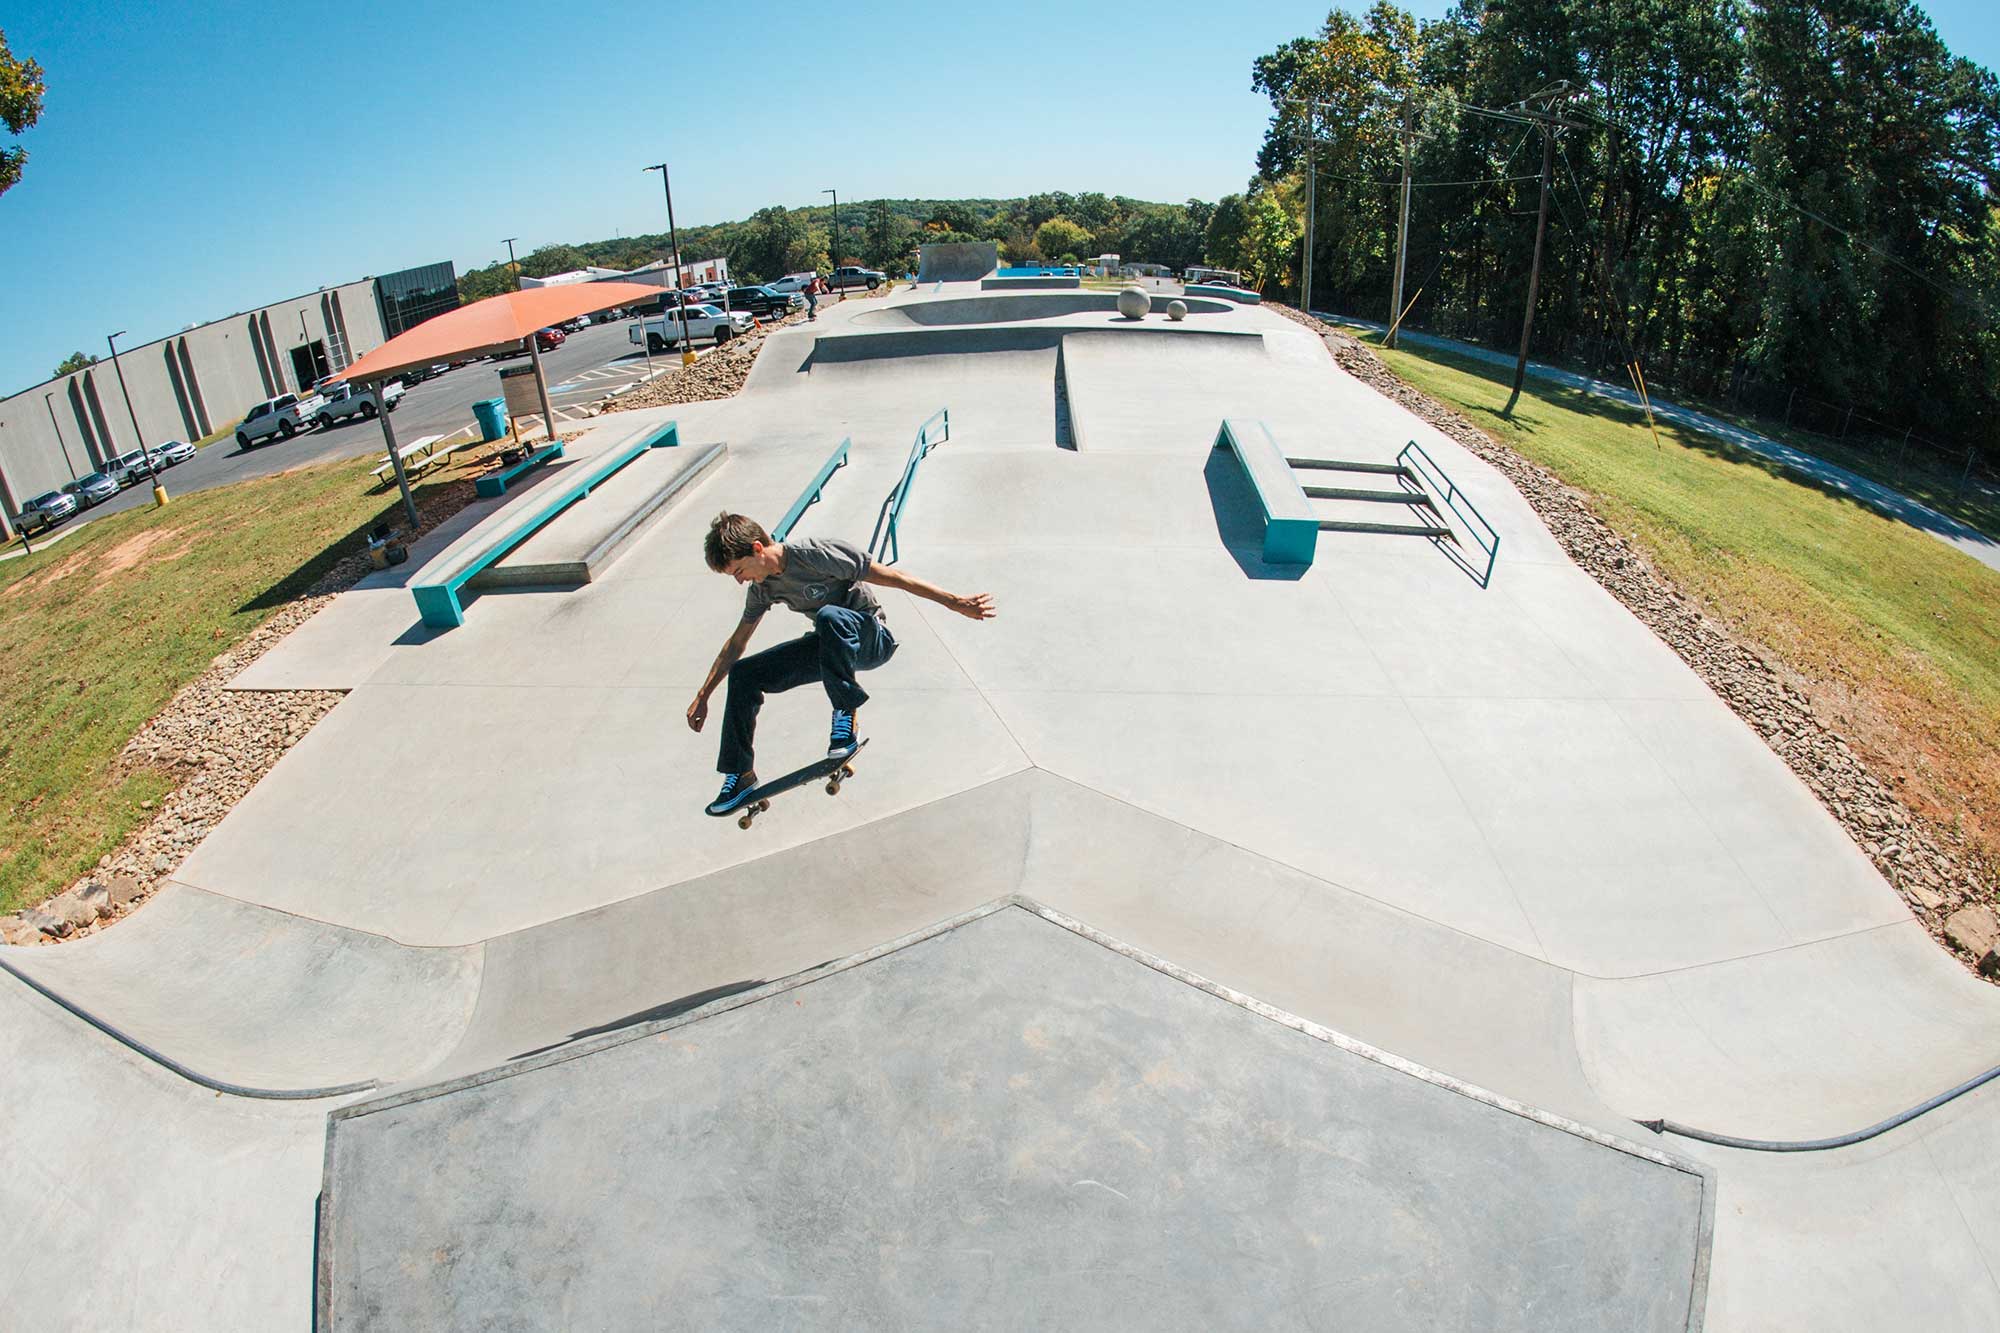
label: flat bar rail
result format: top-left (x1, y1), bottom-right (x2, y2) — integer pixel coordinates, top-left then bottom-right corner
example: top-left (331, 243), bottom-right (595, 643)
top-left (773, 437), bottom-right (851, 541)
top-left (1398, 439), bottom-right (1500, 585)
top-left (869, 407), bottom-right (950, 564)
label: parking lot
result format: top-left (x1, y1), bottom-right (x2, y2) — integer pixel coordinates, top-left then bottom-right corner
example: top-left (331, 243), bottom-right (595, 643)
top-left (17, 321), bottom-right (665, 544)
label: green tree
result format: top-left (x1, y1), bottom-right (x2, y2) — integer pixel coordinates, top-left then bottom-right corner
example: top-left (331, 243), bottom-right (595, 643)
top-left (0, 27), bottom-right (44, 197)
top-left (1034, 216), bottom-right (1094, 259)
top-left (784, 226), bottom-right (832, 276)
top-left (53, 351), bottom-right (97, 377)
top-left (519, 244), bottom-right (592, 279)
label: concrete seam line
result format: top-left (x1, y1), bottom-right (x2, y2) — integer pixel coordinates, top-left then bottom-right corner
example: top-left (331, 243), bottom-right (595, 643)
top-left (0, 951), bottom-right (377, 1101)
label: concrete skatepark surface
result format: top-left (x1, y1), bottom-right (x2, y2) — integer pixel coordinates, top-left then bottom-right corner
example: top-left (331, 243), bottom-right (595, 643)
top-left (319, 902), bottom-right (1712, 1331)
top-left (5, 277), bottom-right (1998, 1328)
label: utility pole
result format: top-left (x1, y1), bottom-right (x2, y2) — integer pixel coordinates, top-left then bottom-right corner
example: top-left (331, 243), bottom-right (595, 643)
top-left (1503, 83), bottom-right (1587, 416)
top-left (823, 188), bottom-right (843, 300)
top-left (502, 237), bottom-right (520, 289)
top-left (106, 330), bottom-right (164, 499)
top-left (644, 162), bottom-right (698, 365)
top-left (1387, 95), bottom-right (1416, 349)
top-left (1302, 101), bottom-right (1317, 317)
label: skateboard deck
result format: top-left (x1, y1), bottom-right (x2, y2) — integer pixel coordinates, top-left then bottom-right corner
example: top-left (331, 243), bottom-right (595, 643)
top-left (711, 739), bottom-right (868, 830)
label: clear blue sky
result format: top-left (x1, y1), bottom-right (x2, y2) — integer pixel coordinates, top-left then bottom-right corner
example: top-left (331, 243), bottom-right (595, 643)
top-left (2, 0), bottom-right (1993, 397)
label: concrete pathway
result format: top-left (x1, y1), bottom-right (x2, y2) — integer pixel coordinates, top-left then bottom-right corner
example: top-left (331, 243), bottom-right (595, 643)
top-left (6, 282), bottom-right (1998, 1329)
top-left (1319, 313), bottom-right (2000, 574)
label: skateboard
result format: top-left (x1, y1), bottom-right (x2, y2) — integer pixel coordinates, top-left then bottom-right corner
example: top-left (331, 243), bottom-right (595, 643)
top-left (711, 739), bottom-right (868, 830)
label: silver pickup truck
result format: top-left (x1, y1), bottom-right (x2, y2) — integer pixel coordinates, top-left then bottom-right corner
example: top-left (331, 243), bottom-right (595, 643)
top-left (311, 380), bottom-right (406, 429)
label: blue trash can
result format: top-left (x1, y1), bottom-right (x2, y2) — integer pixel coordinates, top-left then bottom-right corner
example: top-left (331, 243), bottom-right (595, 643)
top-left (473, 397), bottom-right (506, 442)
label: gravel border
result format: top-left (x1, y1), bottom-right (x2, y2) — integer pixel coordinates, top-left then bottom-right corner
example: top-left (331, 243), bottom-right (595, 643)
top-left (1, 476), bottom-right (486, 947)
top-left (1269, 305), bottom-right (1997, 979)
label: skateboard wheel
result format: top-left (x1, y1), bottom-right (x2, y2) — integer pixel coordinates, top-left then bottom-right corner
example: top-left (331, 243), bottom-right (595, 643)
top-left (825, 779), bottom-right (840, 795)
top-left (841, 765), bottom-right (854, 779)
top-left (758, 799), bottom-right (770, 812)
top-left (738, 813), bottom-right (754, 830)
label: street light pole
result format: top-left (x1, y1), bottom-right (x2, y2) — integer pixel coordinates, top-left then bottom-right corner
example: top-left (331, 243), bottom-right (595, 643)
top-left (44, 393), bottom-right (78, 480)
top-left (823, 188), bottom-right (843, 301)
top-left (502, 237), bottom-right (520, 289)
top-left (106, 330), bottom-right (165, 502)
top-left (644, 162), bottom-right (698, 365)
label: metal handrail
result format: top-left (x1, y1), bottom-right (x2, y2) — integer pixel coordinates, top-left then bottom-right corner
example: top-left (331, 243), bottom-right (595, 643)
top-left (869, 407), bottom-right (950, 564)
top-left (1398, 439), bottom-right (1500, 586)
top-left (773, 437), bottom-right (850, 540)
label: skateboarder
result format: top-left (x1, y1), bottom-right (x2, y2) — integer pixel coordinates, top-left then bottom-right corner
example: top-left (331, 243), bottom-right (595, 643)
top-left (688, 512), bottom-right (995, 815)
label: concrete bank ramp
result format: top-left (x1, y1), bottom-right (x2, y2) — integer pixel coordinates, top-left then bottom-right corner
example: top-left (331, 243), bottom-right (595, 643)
top-left (0, 882), bottom-right (480, 1094)
top-left (322, 900), bottom-right (1712, 1331)
top-left (915, 239), bottom-right (998, 283)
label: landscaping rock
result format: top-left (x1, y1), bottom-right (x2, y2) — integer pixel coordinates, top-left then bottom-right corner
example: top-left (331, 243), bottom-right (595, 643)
top-left (1945, 907), bottom-right (2000, 966)
top-left (103, 875), bottom-right (142, 908)
top-left (21, 906), bottom-right (70, 939)
top-left (76, 882), bottom-right (111, 915)
top-left (0, 915), bottom-right (41, 947)
top-left (46, 891), bottom-right (100, 932)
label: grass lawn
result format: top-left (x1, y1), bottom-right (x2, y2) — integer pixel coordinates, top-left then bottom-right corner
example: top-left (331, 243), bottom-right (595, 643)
top-left (0, 455), bottom-right (466, 915)
top-left (1361, 332), bottom-right (2000, 862)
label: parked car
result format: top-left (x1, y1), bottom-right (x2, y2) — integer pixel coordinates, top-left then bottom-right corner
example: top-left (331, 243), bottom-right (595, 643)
top-left (766, 272), bottom-right (818, 294)
top-left (17, 489), bottom-right (79, 533)
top-left (563, 316), bottom-right (591, 332)
top-left (724, 285), bottom-right (806, 320)
top-left (536, 326), bottom-right (566, 351)
top-left (628, 304), bottom-right (754, 353)
top-left (65, 471), bottom-right (120, 508)
top-left (312, 380), bottom-right (406, 429)
top-left (826, 265), bottom-right (886, 291)
top-left (107, 446), bottom-right (162, 486)
top-left (157, 439), bottom-right (197, 466)
top-left (236, 392), bottom-right (324, 449)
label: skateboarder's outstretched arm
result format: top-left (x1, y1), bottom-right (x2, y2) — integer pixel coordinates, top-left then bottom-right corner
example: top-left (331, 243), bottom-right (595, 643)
top-left (862, 565), bottom-right (997, 620)
top-left (687, 611), bottom-right (764, 731)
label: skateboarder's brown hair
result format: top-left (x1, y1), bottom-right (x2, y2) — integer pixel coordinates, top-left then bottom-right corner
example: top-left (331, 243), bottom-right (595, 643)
top-left (705, 512), bottom-right (771, 570)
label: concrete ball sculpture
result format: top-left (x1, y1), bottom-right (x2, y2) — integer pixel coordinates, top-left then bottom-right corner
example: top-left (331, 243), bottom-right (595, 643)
top-left (1167, 299), bottom-right (1188, 321)
top-left (1116, 285), bottom-right (1150, 320)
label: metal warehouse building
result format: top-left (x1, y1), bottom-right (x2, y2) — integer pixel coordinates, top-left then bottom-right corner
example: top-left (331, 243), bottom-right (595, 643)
top-left (0, 262), bottom-right (458, 514)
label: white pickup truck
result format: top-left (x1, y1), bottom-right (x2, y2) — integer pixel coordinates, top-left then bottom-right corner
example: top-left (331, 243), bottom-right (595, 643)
top-left (311, 379), bottom-right (406, 429)
top-left (236, 391), bottom-right (325, 448)
top-left (629, 304), bottom-right (754, 353)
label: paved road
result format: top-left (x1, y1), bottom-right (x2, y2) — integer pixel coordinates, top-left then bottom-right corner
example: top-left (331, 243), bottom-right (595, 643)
top-left (15, 322), bottom-right (662, 546)
top-left (1318, 313), bottom-right (2000, 575)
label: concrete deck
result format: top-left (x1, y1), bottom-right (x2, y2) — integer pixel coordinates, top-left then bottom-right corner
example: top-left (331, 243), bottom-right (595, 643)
top-left (8, 285), bottom-right (1998, 1329)
top-left (320, 902), bottom-right (1713, 1331)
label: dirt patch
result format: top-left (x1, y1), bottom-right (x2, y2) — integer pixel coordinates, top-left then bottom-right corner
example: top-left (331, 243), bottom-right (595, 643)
top-left (90, 528), bottom-right (196, 589)
top-left (1268, 304), bottom-right (1998, 979)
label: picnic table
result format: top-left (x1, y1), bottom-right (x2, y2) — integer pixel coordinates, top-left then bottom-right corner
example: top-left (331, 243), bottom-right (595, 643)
top-left (370, 431), bottom-right (483, 486)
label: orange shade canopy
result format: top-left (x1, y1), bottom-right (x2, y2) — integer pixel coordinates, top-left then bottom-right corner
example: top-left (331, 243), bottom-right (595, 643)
top-left (332, 282), bottom-right (671, 385)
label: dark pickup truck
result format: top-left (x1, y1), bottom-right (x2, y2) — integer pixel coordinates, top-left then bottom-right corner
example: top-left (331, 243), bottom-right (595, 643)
top-left (725, 285), bottom-right (806, 320)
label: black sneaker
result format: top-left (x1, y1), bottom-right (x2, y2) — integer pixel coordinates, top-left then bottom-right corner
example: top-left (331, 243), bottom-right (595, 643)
top-left (706, 772), bottom-right (757, 815)
top-left (828, 708), bottom-right (858, 759)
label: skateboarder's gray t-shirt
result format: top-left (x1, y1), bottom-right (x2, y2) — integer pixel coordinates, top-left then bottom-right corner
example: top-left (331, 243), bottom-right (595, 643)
top-left (742, 538), bottom-right (883, 622)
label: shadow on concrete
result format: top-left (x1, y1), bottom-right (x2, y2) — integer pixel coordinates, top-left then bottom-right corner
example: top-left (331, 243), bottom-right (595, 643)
top-left (1204, 449), bottom-right (1307, 581)
top-left (510, 977), bottom-right (769, 1061)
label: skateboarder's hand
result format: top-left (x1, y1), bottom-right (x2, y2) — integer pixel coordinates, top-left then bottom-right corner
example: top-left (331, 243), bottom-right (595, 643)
top-left (951, 592), bottom-right (997, 621)
top-left (686, 694), bottom-right (709, 731)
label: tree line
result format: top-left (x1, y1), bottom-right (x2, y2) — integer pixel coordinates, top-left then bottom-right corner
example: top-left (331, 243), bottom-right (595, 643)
top-left (454, 194), bottom-right (1219, 305)
top-left (1237, 0), bottom-right (2000, 457)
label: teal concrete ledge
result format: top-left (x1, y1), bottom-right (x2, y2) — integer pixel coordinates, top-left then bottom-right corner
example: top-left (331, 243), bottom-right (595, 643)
top-left (413, 420), bottom-right (679, 628)
top-left (475, 442), bottom-right (564, 499)
top-left (1214, 419), bottom-right (1316, 565)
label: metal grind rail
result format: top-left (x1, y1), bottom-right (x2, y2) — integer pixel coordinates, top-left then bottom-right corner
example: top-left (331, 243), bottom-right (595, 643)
top-left (869, 407), bottom-right (951, 565)
top-left (1398, 439), bottom-right (1501, 586)
top-left (773, 437), bottom-right (851, 540)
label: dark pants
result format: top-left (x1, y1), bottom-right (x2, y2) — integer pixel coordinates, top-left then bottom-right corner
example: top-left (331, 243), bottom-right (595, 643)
top-left (718, 606), bottom-right (896, 773)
